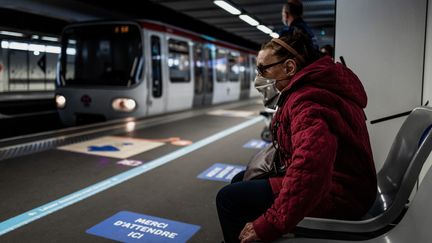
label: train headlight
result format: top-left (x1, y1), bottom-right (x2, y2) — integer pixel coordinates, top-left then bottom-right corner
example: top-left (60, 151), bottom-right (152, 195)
top-left (56, 94), bottom-right (66, 109)
top-left (112, 98), bottom-right (137, 112)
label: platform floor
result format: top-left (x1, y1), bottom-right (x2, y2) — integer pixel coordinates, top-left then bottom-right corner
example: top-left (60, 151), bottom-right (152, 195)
top-left (0, 100), bottom-right (268, 242)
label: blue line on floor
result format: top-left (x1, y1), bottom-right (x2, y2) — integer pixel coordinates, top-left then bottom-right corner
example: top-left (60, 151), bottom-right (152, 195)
top-left (0, 116), bottom-right (264, 236)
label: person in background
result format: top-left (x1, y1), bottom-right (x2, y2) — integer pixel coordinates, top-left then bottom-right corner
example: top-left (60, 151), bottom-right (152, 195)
top-left (216, 30), bottom-right (377, 243)
top-left (279, 0), bottom-right (318, 50)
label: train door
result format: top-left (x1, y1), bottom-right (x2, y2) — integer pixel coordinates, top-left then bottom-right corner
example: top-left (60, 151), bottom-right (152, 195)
top-left (192, 42), bottom-right (205, 107)
top-left (239, 53), bottom-right (250, 100)
top-left (212, 48), bottom-right (240, 104)
top-left (202, 44), bottom-right (214, 105)
top-left (227, 50), bottom-right (241, 101)
top-left (165, 36), bottom-right (194, 112)
top-left (146, 31), bottom-right (166, 116)
top-left (192, 43), bottom-right (213, 107)
top-left (249, 55), bottom-right (260, 98)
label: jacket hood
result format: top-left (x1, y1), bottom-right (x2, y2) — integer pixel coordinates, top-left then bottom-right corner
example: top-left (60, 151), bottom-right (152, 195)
top-left (284, 56), bottom-right (368, 108)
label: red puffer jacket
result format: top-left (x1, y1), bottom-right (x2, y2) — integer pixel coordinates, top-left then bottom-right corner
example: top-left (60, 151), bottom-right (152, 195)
top-left (253, 56), bottom-right (377, 242)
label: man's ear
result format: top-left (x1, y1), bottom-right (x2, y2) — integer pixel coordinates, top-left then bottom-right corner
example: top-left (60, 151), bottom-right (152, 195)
top-left (284, 59), bottom-right (297, 77)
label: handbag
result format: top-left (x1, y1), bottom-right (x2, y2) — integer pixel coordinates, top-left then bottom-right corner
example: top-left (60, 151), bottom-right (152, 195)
top-left (243, 144), bottom-right (286, 181)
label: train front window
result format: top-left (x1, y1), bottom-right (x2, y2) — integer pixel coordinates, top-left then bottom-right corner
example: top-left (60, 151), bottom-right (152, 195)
top-left (60, 24), bottom-right (142, 86)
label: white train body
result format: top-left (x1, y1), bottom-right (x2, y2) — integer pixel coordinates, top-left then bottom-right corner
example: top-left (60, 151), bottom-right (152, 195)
top-left (55, 20), bottom-right (259, 125)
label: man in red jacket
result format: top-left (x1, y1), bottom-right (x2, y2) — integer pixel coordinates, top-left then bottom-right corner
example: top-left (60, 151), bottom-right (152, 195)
top-left (216, 30), bottom-right (377, 243)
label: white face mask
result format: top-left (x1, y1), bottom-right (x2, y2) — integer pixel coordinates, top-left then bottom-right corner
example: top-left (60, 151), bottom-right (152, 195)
top-left (254, 76), bottom-right (281, 109)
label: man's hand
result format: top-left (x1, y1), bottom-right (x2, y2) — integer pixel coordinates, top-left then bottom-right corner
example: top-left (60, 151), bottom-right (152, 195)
top-left (239, 222), bottom-right (260, 243)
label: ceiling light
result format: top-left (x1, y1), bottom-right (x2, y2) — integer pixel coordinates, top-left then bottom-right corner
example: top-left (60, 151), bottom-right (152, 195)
top-left (0, 30), bottom-right (24, 37)
top-left (66, 48), bottom-right (76, 55)
top-left (257, 25), bottom-right (273, 34)
top-left (214, 0), bottom-right (241, 15)
top-left (28, 44), bottom-right (46, 52)
top-left (239, 14), bottom-right (259, 26)
top-left (1, 41), bottom-right (9, 49)
top-left (9, 42), bottom-right (29, 51)
top-left (41, 36), bottom-right (59, 42)
top-left (45, 45), bottom-right (61, 54)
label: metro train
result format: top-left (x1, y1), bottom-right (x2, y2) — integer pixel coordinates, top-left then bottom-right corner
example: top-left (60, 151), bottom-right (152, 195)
top-left (55, 20), bottom-right (261, 126)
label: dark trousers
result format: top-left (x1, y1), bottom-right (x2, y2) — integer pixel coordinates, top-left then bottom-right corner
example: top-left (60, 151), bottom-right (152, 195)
top-left (216, 171), bottom-right (274, 243)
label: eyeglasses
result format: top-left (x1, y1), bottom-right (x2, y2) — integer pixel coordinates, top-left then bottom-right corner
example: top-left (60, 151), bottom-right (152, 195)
top-left (256, 58), bottom-right (288, 76)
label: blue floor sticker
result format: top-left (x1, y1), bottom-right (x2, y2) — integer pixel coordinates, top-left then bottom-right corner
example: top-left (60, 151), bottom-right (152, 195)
top-left (86, 211), bottom-right (200, 243)
top-left (88, 145), bottom-right (120, 152)
top-left (243, 139), bottom-right (270, 149)
top-left (197, 163), bottom-right (246, 182)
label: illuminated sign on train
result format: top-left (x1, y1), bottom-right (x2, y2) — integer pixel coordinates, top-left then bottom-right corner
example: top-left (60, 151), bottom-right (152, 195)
top-left (114, 26), bottom-right (129, 33)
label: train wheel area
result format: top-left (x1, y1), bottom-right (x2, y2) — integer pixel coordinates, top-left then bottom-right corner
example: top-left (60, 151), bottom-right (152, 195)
top-left (0, 99), bottom-right (271, 242)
